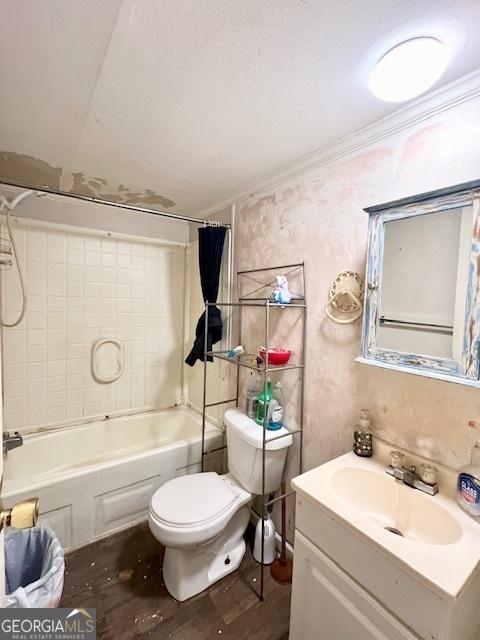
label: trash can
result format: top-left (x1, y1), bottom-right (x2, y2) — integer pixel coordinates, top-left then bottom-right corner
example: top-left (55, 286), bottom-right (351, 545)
top-left (5, 525), bottom-right (65, 608)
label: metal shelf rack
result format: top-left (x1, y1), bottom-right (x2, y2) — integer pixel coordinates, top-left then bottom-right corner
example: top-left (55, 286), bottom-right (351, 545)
top-left (201, 262), bottom-right (307, 601)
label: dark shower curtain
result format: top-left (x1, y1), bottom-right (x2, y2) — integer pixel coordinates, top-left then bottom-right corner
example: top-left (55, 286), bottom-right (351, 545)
top-left (185, 226), bottom-right (227, 366)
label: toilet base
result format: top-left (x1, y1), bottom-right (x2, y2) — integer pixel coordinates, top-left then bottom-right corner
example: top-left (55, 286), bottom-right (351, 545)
top-left (162, 506), bottom-right (250, 601)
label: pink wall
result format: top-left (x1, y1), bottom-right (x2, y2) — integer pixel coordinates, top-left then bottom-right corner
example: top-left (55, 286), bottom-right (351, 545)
top-left (234, 96), bottom-right (480, 476)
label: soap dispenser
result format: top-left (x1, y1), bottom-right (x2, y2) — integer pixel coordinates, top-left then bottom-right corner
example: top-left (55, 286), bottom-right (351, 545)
top-left (353, 409), bottom-right (373, 457)
top-left (457, 421), bottom-right (480, 520)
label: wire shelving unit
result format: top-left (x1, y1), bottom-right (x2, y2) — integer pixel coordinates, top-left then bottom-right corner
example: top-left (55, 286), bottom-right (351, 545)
top-left (201, 262), bottom-right (307, 601)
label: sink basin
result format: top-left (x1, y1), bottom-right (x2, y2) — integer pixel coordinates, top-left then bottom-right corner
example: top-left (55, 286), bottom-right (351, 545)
top-left (291, 451), bottom-right (480, 599)
top-left (292, 452), bottom-right (480, 639)
top-left (332, 466), bottom-right (462, 546)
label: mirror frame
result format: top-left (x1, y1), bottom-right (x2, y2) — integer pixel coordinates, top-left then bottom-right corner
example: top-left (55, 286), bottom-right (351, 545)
top-left (358, 179), bottom-right (480, 386)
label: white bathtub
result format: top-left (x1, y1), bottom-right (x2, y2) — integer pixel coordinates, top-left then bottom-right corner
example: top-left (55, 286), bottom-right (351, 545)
top-left (3, 407), bottom-right (223, 550)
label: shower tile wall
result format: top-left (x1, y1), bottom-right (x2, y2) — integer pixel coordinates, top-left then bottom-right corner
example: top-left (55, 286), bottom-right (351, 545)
top-left (1, 220), bottom-right (186, 431)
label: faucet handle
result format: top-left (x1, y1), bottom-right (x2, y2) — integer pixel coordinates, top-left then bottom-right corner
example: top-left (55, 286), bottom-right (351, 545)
top-left (389, 450), bottom-right (405, 469)
top-left (418, 464), bottom-right (437, 486)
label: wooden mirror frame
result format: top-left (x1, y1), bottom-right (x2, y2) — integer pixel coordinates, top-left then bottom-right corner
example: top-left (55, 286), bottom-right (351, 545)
top-left (358, 179), bottom-right (480, 387)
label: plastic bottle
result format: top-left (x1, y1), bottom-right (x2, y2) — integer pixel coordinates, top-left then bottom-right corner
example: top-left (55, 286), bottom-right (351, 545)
top-left (245, 372), bottom-right (261, 420)
top-left (253, 517), bottom-right (276, 564)
top-left (227, 345), bottom-right (244, 358)
top-left (268, 382), bottom-right (285, 430)
top-left (457, 422), bottom-right (480, 520)
top-left (255, 381), bottom-right (272, 425)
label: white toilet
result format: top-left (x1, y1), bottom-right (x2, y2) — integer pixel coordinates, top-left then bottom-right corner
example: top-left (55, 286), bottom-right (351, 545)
top-left (148, 408), bottom-right (293, 601)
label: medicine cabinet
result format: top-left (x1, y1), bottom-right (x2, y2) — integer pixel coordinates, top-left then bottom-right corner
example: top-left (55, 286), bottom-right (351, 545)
top-left (358, 179), bottom-right (480, 386)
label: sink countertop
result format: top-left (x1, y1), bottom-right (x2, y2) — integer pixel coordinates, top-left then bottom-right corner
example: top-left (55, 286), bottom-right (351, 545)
top-left (292, 451), bottom-right (480, 600)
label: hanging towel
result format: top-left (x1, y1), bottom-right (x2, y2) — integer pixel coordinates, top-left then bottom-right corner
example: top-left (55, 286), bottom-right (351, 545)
top-left (185, 307), bottom-right (222, 366)
top-left (185, 226), bottom-right (227, 367)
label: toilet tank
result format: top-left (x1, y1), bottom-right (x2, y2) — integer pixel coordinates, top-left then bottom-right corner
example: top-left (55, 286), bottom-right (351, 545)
top-left (224, 409), bottom-right (293, 495)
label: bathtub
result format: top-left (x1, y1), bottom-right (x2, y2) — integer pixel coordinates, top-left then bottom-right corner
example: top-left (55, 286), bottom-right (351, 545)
top-left (3, 407), bottom-right (224, 550)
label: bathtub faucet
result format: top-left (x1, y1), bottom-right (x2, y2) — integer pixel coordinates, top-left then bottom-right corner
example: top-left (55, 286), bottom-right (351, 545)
top-left (3, 431), bottom-right (23, 456)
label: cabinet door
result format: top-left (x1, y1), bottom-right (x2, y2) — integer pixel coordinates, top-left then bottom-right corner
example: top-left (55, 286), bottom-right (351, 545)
top-left (289, 531), bottom-right (420, 640)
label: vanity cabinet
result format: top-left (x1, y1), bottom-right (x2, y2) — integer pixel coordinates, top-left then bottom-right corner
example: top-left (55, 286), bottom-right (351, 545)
top-left (290, 531), bottom-right (418, 640)
top-left (289, 489), bottom-right (480, 640)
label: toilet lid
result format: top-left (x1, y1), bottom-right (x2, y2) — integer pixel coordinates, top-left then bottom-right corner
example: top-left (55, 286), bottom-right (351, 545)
top-left (150, 473), bottom-right (238, 526)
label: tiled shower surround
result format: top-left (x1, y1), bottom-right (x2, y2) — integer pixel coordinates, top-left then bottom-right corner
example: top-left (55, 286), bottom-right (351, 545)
top-left (1, 220), bottom-right (187, 432)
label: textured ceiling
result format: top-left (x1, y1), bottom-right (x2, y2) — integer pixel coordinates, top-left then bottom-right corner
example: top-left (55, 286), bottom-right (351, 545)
top-left (1, 0), bottom-right (480, 215)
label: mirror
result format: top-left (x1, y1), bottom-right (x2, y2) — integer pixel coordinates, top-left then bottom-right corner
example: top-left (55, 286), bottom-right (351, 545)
top-left (379, 206), bottom-right (473, 359)
top-left (360, 180), bottom-right (480, 385)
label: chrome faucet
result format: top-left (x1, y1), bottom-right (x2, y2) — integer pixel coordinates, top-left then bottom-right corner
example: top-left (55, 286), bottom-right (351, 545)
top-left (3, 431), bottom-right (23, 456)
top-left (386, 451), bottom-right (438, 496)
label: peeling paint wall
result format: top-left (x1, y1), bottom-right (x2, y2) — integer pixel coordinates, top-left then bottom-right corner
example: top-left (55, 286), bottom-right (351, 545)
top-left (66, 171), bottom-right (176, 208)
top-left (0, 150), bottom-right (177, 209)
top-left (0, 152), bottom-right (62, 190)
top-left (0, 185), bottom-right (188, 245)
top-left (234, 96), bottom-right (480, 482)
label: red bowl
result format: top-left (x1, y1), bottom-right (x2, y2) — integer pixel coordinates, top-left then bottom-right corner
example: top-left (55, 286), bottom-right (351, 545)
top-left (259, 348), bottom-right (292, 366)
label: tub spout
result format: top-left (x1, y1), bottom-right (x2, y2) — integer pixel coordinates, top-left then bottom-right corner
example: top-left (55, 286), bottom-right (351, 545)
top-left (3, 431), bottom-right (23, 456)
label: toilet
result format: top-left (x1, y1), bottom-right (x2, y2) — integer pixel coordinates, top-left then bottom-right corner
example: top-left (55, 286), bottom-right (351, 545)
top-left (148, 408), bottom-right (293, 601)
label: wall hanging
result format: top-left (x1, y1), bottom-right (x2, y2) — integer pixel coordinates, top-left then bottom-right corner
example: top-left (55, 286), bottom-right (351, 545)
top-left (325, 271), bottom-right (364, 324)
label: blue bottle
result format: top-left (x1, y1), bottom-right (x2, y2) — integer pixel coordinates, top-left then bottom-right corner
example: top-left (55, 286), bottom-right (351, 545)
top-left (267, 382), bottom-right (285, 430)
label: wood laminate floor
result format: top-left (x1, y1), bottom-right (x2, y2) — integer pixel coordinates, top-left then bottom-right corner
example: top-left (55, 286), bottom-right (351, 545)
top-left (60, 523), bottom-right (291, 640)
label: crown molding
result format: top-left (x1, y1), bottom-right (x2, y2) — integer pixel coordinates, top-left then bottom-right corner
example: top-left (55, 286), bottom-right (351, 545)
top-left (197, 68), bottom-right (480, 218)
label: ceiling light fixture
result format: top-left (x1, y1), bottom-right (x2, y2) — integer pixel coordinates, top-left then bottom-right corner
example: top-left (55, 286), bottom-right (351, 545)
top-left (368, 37), bottom-right (449, 102)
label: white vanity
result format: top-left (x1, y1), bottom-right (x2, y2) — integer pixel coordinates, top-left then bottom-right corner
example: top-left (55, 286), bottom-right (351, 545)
top-left (289, 452), bottom-right (480, 640)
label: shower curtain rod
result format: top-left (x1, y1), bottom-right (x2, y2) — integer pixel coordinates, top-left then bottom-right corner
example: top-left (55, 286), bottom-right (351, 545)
top-left (0, 179), bottom-right (230, 228)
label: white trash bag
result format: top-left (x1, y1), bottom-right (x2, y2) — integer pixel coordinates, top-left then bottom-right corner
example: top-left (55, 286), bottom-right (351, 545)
top-left (5, 525), bottom-right (65, 608)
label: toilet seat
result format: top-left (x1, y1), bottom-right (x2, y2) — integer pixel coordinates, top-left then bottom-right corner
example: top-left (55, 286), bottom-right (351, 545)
top-left (150, 472), bottom-right (239, 527)
top-left (148, 472), bottom-right (252, 548)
